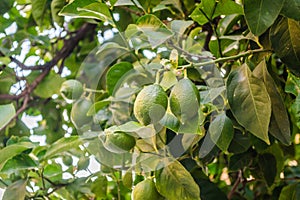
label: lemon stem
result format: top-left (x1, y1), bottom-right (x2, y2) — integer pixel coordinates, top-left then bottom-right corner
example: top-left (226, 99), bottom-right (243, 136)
top-left (183, 68), bottom-right (188, 79)
top-left (155, 70), bottom-right (160, 84)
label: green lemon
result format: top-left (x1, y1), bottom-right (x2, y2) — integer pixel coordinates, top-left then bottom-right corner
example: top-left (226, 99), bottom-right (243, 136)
top-left (62, 155), bottom-right (73, 166)
top-left (169, 78), bottom-right (200, 123)
top-left (60, 79), bottom-right (84, 101)
top-left (133, 84), bottom-right (168, 125)
top-left (133, 178), bottom-right (163, 200)
top-left (104, 131), bottom-right (136, 153)
top-left (71, 98), bottom-right (93, 128)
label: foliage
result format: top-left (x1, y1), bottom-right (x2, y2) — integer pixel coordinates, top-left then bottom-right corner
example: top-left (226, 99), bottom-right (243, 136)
top-left (0, 0), bottom-right (300, 199)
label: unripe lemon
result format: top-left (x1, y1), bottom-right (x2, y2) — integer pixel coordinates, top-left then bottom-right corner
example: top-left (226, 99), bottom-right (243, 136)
top-left (71, 98), bottom-right (93, 128)
top-left (132, 178), bottom-right (163, 200)
top-left (60, 79), bottom-right (84, 101)
top-left (104, 131), bottom-right (136, 153)
top-left (169, 78), bottom-right (200, 123)
top-left (133, 84), bottom-right (168, 125)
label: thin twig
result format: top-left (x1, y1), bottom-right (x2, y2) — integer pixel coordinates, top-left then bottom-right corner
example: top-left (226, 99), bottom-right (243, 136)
top-left (193, 49), bottom-right (272, 66)
top-left (120, 6), bottom-right (143, 16)
top-left (228, 170), bottom-right (243, 199)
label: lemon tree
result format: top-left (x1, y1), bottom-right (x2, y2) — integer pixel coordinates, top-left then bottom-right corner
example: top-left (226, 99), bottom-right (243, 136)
top-left (0, 0), bottom-right (299, 199)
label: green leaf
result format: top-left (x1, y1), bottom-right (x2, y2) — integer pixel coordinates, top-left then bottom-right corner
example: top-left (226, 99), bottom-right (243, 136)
top-left (253, 60), bottom-right (291, 145)
top-left (44, 163), bottom-right (63, 182)
top-left (87, 100), bottom-right (111, 116)
top-left (159, 110), bottom-right (180, 132)
top-left (191, 170), bottom-right (227, 200)
top-left (136, 14), bottom-right (173, 48)
top-left (170, 20), bottom-right (193, 36)
top-left (190, 3), bottom-right (209, 25)
top-left (160, 0), bottom-right (184, 16)
top-left (33, 71), bottom-right (65, 98)
top-left (285, 72), bottom-right (300, 96)
top-left (229, 151), bottom-right (253, 171)
top-left (190, 0), bottom-right (241, 25)
top-left (1, 154), bottom-right (37, 174)
top-left (0, 0), bottom-right (13, 14)
top-left (0, 103), bottom-right (16, 130)
top-left (155, 160), bottom-right (201, 200)
top-left (0, 142), bottom-right (35, 171)
top-left (279, 183), bottom-right (300, 200)
top-left (228, 130), bottom-right (251, 154)
top-left (258, 153), bottom-right (277, 186)
top-left (91, 175), bottom-right (107, 198)
top-left (244, 0), bottom-right (285, 36)
top-left (227, 64), bottom-right (271, 144)
top-left (76, 3), bottom-right (114, 25)
top-left (43, 136), bottom-right (82, 160)
top-left (291, 95), bottom-right (300, 129)
top-left (263, 144), bottom-right (284, 181)
top-left (214, 0), bottom-right (243, 17)
top-left (160, 71), bottom-right (178, 90)
top-left (190, 0), bottom-right (218, 25)
top-left (31, 0), bottom-right (47, 27)
top-left (209, 111), bottom-right (234, 151)
top-left (270, 17), bottom-right (300, 76)
top-left (59, 0), bottom-right (113, 25)
top-left (281, 0), bottom-right (300, 21)
top-left (51, 0), bottom-right (66, 26)
top-left (0, 65), bottom-right (15, 94)
top-left (0, 57), bottom-right (10, 65)
top-left (106, 62), bottom-right (133, 95)
top-left (2, 179), bottom-right (27, 200)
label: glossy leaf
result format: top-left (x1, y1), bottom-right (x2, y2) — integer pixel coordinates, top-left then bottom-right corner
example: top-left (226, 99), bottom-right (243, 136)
top-left (191, 0), bottom-right (242, 25)
top-left (227, 64), bottom-right (271, 144)
top-left (160, 71), bottom-right (178, 90)
top-left (270, 17), bottom-right (300, 76)
top-left (291, 95), bottom-right (300, 129)
top-left (106, 62), bottom-right (133, 95)
top-left (191, 170), bottom-right (227, 200)
top-left (190, 0), bottom-right (216, 25)
top-left (136, 14), bottom-right (173, 48)
top-left (87, 100), bottom-right (111, 116)
top-left (244, 0), bottom-right (285, 35)
top-left (214, 0), bottom-right (243, 17)
top-left (43, 136), bottom-right (82, 160)
top-left (51, 0), bottom-right (65, 26)
top-left (209, 111), bottom-right (234, 151)
top-left (0, 103), bottom-right (16, 130)
top-left (1, 154), bottom-right (37, 174)
top-left (263, 144), bottom-right (284, 181)
top-left (279, 183), bottom-right (300, 200)
top-left (228, 130), bottom-right (251, 154)
top-left (91, 175), bottom-right (108, 198)
top-left (281, 0), bottom-right (300, 21)
top-left (31, 0), bottom-right (47, 27)
top-left (0, 0), bottom-right (14, 14)
top-left (285, 72), bottom-right (300, 96)
top-left (258, 153), bottom-right (277, 186)
top-left (229, 151), bottom-right (253, 171)
top-left (253, 60), bottom-right (291, 145)
top-left (155, 160), bottom-right (201, 200)
top-left (170, 20), bottom-right (193, 35)
top-left (33, 71), bottom-right (65, 98)
top-left (2, 179), bottom-right (27, 200)
top-left (59, 0), bottom-right (113, 24)
top-left (0, 143), bottom-right (35, 172)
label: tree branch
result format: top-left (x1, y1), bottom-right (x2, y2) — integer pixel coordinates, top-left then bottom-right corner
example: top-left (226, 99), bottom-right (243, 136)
top-left (228, 170), bottom-right (243, 199)
top-left (0, 23), bottom-right (96, 100)
top-left (0, 23), bottom-right (97, 131)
